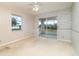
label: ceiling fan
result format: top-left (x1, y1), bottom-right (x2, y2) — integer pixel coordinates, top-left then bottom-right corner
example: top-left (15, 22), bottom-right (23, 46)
top-left (28, 2), bottom-right (41, 12)
top-left (32, 2), bottom-right (39, 12)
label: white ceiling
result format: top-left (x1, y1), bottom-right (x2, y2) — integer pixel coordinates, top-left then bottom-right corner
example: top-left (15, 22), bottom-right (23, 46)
top-left (0, 2), bottom-right (72, 15)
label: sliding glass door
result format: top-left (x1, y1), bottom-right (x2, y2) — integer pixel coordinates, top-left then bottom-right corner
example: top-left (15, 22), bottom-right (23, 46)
top-left (38, 17), bottom-right (57, 39)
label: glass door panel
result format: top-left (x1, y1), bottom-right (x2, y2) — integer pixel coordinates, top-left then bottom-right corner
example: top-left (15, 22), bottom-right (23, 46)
top-left (38, 17), bottom-right (57, 39)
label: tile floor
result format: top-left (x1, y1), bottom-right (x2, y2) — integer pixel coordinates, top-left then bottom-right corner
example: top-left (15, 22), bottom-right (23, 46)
top-left (0, 37), bottom-right (76, 56)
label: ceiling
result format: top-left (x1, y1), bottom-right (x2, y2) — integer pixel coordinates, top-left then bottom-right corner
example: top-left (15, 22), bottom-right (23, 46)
top-left (0, 2), bottom-right (72, 15)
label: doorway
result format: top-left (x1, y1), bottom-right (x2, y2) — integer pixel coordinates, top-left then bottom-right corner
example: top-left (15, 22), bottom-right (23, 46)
top-left (38, 16), bottom-right (57, 39)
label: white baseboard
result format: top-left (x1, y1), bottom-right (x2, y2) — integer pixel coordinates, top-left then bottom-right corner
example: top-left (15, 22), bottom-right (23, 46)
top-left (57, 39), bottom-right (71, 43)
top-left (0, 34), bottom-right (35, 49)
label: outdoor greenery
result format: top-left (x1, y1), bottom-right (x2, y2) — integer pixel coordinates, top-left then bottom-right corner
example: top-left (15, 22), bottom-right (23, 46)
top-left (39, 24), bottom-right (57, 30)
top-left (12, 15), bottom-right (22, 31)
top-left (12, 17), bottom-right (17, 26)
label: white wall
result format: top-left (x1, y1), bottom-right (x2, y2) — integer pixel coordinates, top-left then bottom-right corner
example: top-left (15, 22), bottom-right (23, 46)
top-left (0, 7), bottom-right (35, 45)
top-left (38, 8), bottom-right (72, 42)
top-left (72, 2), bottom-right (79, 55)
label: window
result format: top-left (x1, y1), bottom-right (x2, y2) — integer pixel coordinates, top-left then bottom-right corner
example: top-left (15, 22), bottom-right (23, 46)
top-left (11, 14), bottom-right (22, 31)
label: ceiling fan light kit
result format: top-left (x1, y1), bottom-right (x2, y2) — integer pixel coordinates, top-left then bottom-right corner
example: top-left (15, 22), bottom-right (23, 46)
top-left (32, 2), bottom-right (39, 12)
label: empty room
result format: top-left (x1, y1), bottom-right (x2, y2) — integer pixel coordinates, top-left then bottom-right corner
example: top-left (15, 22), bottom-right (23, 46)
top-left (0, 2), bottom-right (79, 56)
